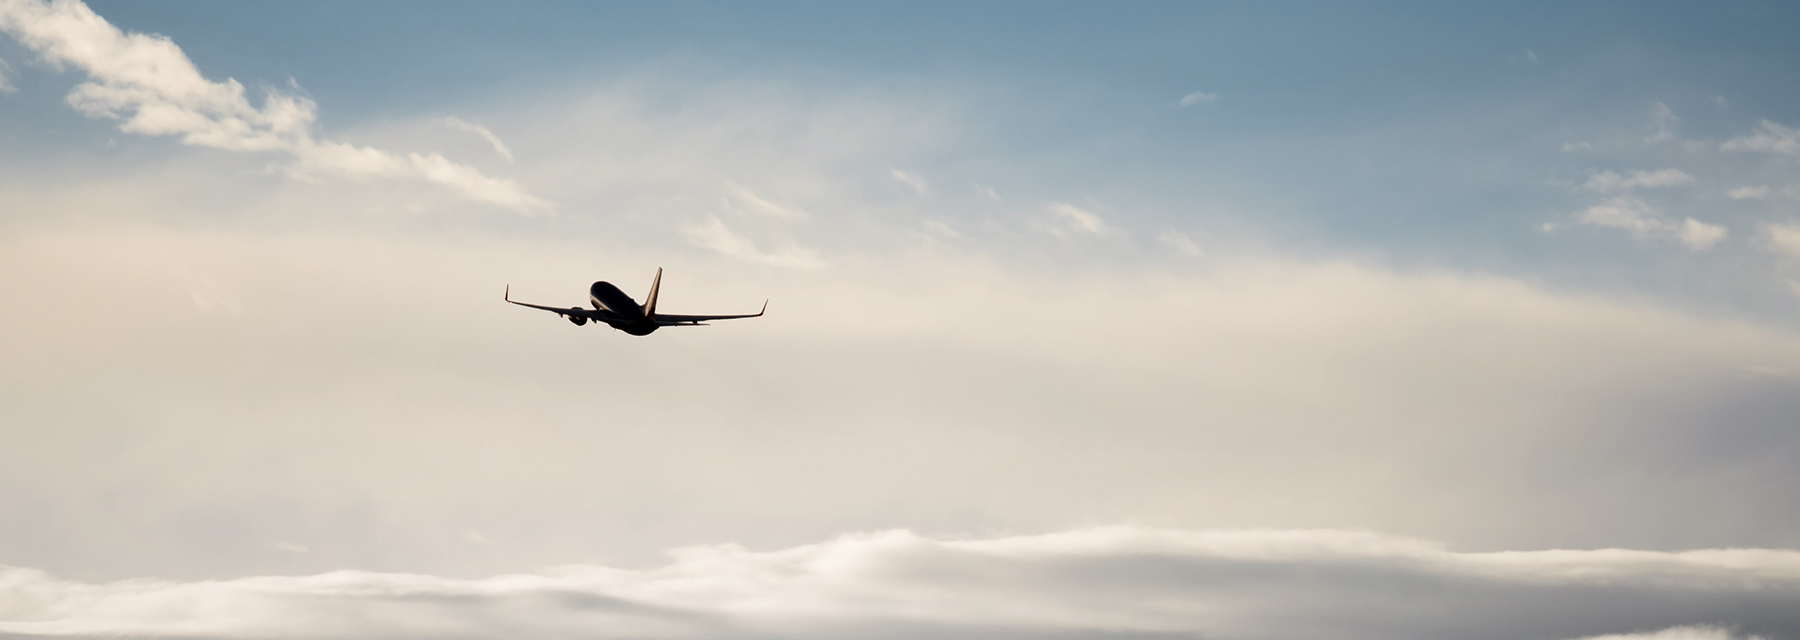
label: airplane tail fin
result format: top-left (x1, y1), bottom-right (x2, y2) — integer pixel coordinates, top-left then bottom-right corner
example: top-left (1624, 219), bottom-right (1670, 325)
top-left (644, 267), bottom-right (662, 319)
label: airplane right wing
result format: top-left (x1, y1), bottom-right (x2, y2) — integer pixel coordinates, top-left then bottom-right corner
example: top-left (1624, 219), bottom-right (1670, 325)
top-left (652, 300), bottom-right (768, 325)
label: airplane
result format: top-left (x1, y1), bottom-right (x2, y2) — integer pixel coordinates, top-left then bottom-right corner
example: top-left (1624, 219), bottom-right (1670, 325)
top-left (505, 268), bottom-right (765, 336)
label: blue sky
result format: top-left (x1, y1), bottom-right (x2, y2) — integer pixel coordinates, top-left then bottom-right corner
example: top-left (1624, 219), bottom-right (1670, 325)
top-left (4, 2), bottom-right (1800, 639)
top-left (11, 1), bottom-right (1800, 315)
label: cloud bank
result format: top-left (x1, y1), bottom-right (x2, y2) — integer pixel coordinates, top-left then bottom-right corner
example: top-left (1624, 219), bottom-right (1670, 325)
top-left (0, 0), bottom-right (549, 213)
top-left (1, 526), bottom-right (1796, 640)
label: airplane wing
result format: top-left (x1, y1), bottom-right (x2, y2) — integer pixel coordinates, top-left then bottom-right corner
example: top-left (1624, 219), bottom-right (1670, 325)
top-left (652, 300), bottom-right (768, 325)
top-left (504, 285), bottom-right (613, 321)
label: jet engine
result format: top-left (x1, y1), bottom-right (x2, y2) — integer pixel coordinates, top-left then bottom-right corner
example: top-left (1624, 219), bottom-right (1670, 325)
top-left (567, 314), bottom-right (588, 326)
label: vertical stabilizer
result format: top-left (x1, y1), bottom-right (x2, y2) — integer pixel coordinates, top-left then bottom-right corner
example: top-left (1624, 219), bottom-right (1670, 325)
top-left (644, 267), bottom-right (662, 319)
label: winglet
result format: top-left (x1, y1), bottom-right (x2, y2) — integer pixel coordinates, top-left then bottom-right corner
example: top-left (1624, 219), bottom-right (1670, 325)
top-left (644, 267), bottom-right (663, 319)
top-left (758, 299), bottom-right (768, 316)
top-left (505, 284), bottom-right (511, 302)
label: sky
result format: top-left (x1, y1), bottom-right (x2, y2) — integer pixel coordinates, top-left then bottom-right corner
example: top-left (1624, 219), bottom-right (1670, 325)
top-left (3, 1), bottom-right (1800, 639)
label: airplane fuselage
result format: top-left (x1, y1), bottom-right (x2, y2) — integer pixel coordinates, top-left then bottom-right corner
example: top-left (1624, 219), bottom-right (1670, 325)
top-left (589, 281), bottom-right (657, 335)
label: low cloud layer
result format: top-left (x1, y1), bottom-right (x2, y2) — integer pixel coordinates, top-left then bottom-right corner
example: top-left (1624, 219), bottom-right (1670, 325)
top-left (1, 526), bottom-right (1796, 640)
top-left (0, 0), bottom-right (548, 213)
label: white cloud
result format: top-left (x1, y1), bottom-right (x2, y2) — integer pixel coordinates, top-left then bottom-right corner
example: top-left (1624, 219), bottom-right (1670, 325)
top-left (289, 140), bottom-right (549, 212)
top-left (440, 116), bottom-right (514, 162)
top-left (1, 526), bottom-right (1797, 640)
top-left (1562, 141), bottom-right (1593, 152)
top-left (1572, 626), bottom-right (1764, 640)
top-left (1679, 218), bottom-right (1728, 250)
top-left (1728, 185), bottom-right (1771, 200)
top-left (681, 216), bottom-right (824, 269)
top-left (1179, 90), bottom-right (1218, 107)
top-left (1767, 222), bottom-right (1800, 257)
top-left (0, 0), bottom-right (548, 213)
top-left (1647, 102), bottom-right (1679, 143)
top-left (971, 182), bottom-right (1001, 202)
top-left (723, 182), bottom-right (809, 219)
top-left (1581, 169), bottom-right (1695, 192)
top-left (1574, 197), bottom-right (1727, 251)
top-left (1043, 202), bottom-right (1109, 236)
top-left (1157, 230), bottom-right (1203, 256)
top-left (1578, 197), bottom-right (1664, 236)
top-left (1723, 120), bottom-right (1800, 154)
top-left (890, 168), bottom-right (928, 195)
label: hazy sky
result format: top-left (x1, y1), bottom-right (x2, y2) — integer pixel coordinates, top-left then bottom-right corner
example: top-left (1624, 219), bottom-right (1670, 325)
top-left (4, 2), bottom-right (1800, 639)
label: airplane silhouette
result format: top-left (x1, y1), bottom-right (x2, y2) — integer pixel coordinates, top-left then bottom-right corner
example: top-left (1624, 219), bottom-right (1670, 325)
top-left (506, 268), bottom-right (765, 336)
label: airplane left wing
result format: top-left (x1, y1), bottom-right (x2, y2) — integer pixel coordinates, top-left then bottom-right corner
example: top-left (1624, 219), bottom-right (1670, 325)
top-left (505, 285), bottom-right (611, 321)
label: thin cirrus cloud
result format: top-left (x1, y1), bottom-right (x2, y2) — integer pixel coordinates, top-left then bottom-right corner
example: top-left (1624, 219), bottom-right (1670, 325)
top-left (0, 0), bottom-right (550, 214)
top-left (890, 168), bottom-right (929, 196)
top-left (722, 182), bottom-right (809, 219)
top-left (440, 116), bottom-right (515, 163)
top-left (1157, 229), bottom-right (1203, 256)
top-left (681, 215), bottom-right (824, 269)
top-left (0, 526), bottom-right (1796, 640)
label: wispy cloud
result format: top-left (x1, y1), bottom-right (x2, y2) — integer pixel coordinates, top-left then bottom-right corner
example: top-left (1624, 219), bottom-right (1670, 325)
top-left (440, 116), bottom-right (514, 162)
top-left (723, 182), bottom-right (808, 219)
top-left (0, 57), bottom-right (14, 93)
top-left (1581, 168), bottom-right (1694, 192)
top-left (1042, 202), bottom-right (1109, 236)
top-left (1157, 230), bottom-right (1203, 256)
top-left (1178, 90), bottom-right (1217, 107)
top-left (0, 0), bottom-right (549, 213)
top-left (1572, 197), bottom-right (1727, 251)
top-left (1722, 120), bottom-right (1800, 154)
top-left (1, 526), bottom-right (1796, 640)
top-left (890, 168), bottom-right (928, 196)
top-left (682, 216), bottom-right (823, 269)
top-left (971, 182), bottom-right (1001, 202)
top-left (1647, 102), bottom-right (1679, 143)
top-left (922, 220), bottom-right (960, 239)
